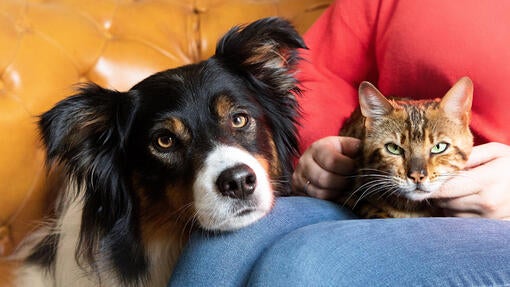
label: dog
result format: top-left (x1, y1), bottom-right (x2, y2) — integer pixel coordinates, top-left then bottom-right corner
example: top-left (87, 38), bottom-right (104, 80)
top-left (14, 17), bottom-right (305, 287)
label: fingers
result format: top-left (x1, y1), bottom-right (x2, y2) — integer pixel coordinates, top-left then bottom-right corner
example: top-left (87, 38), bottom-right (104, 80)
top-left (427, 142), bottom-right (510, 220)
top-left (292, 136), bottom-right (360, 200)
top-left (435, 194), bottom-right (483, 214)
top-left (302, 161), bottom-right (350, 190)
top-left (465, 142), bottom-right (510, 168)
top-left (334, 136), bottom-right (360, 158)
top-left (435, 142), bottom-right (510, 199)
top-left (436, 182), bottom-right (510, 219)
top-left (292, 152), bottom-right (349, 200)
top-left (292, 170), bottom-right (340, 199)
top-left (311, 137), bottom-right (359, 175)
top-left (302, 183), bottom-right (343, 200)
top-left (433, 170), bottom-right (481, 199)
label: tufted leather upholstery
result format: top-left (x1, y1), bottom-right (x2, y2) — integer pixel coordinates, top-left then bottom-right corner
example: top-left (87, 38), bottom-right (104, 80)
top-left (0, 0), bottom-right (332, 283)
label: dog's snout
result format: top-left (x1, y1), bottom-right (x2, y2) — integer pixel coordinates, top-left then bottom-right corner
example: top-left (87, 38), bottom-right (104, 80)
top-left (216, 164), bottom-right (257, 199)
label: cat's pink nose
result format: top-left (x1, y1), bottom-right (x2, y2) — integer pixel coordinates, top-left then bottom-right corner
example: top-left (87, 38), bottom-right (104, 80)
top-left (408, 170), bottom-right (426, 183)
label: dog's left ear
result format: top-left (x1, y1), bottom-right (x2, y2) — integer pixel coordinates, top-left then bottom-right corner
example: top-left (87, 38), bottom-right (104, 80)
top-left (214, 17), bottom-right (306, 95)
top-left (39, 84), bottom-right (147, 279)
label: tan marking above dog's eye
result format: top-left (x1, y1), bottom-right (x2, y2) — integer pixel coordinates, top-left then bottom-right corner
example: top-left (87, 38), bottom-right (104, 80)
top-left (231, 113), bottom-right (249, 129)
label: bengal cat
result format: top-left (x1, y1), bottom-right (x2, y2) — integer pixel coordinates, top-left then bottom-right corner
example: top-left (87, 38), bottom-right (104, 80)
top-left (339, 77), bottom-right (474, 218)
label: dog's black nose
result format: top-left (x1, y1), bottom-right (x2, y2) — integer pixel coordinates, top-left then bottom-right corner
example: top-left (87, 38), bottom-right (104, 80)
top-left (216, 164), bottom-right (257, 199)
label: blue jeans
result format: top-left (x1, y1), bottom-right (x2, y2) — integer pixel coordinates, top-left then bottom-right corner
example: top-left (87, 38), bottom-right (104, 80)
top-left (169, 197), bottom-right (510, 286)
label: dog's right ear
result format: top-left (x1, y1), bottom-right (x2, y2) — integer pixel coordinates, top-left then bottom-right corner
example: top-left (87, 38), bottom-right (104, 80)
top-left (214, 17), bottom-right (306, 95)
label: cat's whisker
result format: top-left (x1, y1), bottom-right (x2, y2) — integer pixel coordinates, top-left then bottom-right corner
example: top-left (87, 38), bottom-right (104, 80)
top-left (352, 174), bottom-right (395, 179)
top-left (423, 198), bottom-right (434, 208)
top-left (343, 175), bottom-right (393, 182)
top-left (355, 186), bottom-right (397, 208)
top-left (343, 180), bottom-right (383, 207)
top-left (349, 179), bottom-right (393, 196)
top-left (351, 180), bottom-right (396, 207)
top-left (357, 168), bottom-right (394, 175)
top-left (378, 185), bottom-right (401, 200)
top-left (350, 175), bottom-right (399, 196)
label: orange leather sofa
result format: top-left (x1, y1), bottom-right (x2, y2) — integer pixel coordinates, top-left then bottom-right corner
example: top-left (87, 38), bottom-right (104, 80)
top-left (0, 0), bottom-right (332, 284)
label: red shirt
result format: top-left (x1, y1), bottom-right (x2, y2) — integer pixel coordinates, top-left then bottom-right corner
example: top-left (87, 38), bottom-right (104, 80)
top-left (297, 0), bottom-right (510, 153)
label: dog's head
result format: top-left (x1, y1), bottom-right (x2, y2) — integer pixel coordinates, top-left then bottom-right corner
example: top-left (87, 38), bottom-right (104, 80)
top-left (39, 17), bottom-right (304, 279)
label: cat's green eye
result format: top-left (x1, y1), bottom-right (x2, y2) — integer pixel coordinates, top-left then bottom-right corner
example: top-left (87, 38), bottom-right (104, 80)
top-left (385, 143), bottom-right (403, 155)
top-left (431, 142), bottom-right (449, 154)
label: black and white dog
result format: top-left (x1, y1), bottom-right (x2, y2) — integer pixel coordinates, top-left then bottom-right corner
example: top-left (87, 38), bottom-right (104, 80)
top-left (15, 17), bottom-right (305, 286)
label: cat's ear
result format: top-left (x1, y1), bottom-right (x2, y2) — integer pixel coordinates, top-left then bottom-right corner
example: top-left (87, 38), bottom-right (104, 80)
top-left (358, 81), bottom-right (393, 118)
top-left (440, 77), bottom-right (473, 124)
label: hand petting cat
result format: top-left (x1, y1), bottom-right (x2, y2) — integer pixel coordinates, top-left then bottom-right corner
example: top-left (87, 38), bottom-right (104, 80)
top-left (434, 142), bottom-right (510, 220)
top-left (292, 136), bottom-right (360, 200)
top-left (294, 139), bottom-right (510, 220)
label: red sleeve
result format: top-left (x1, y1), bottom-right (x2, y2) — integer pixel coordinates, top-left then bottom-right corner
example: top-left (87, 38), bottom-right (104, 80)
top-left (296, 0), bottom-right (380, 153)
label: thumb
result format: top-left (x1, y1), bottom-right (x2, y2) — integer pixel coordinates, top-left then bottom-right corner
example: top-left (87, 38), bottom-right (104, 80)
top-left (335, 136), bottom-right (361, 158)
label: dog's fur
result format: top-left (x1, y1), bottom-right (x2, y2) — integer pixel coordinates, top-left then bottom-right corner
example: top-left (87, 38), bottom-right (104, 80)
top-left (15, 17), bottom-right (305, 287)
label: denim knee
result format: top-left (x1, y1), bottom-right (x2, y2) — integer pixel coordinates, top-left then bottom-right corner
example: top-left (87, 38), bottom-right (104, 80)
top-left (248, 218), bottom-right (510, 287)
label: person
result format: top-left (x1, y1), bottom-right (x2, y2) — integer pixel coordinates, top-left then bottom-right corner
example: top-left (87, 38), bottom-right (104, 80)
top-left (168, 0), bottom-right (510, 286)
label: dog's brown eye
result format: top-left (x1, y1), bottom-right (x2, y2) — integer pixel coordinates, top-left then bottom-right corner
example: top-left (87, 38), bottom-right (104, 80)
top-left (155, 135), bottom-right (174, 150)
top-left (231, 113), bottom-right (249, 129)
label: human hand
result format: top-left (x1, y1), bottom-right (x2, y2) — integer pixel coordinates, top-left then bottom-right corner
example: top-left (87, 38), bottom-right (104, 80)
top-left (292, 136), bottom-right (360, 200)
top-left (433, 142), bottom-right (510, 220)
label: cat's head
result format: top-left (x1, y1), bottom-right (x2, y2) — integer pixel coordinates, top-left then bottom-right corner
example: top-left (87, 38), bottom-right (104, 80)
top-left (359, 77), bottom-right (473, 201)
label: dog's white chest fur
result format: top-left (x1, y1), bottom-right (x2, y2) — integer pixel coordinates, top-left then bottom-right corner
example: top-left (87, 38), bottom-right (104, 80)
top-left (16, 191), bottom-right (178, 287)
top-left (16, 195), bottom-right (97, 286)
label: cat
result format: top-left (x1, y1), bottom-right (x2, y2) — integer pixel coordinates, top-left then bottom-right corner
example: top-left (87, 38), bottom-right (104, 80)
top-left (339, 77), bottom-right (474, 218)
